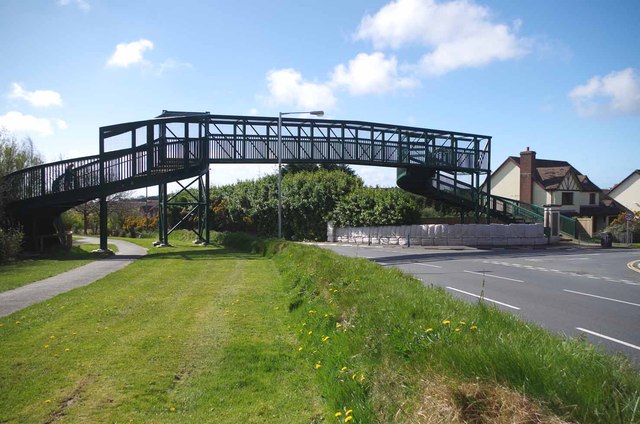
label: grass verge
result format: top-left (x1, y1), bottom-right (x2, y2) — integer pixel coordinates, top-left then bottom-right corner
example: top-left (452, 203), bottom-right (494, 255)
top-left (0, 239), bottom-right (322, 423)
top-left (269, 241), bottom-right (640, 423)
top-left (0, 244), bottom-right (115, 293)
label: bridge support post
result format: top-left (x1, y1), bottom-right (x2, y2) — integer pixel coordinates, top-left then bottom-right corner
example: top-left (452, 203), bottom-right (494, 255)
top-left (99, 197), bottom-right (108, 251)
top-left (155, 171), bottom-right (209, 247)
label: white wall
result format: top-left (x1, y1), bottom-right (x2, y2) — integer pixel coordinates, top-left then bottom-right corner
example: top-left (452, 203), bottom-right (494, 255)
top-left (490, 161), bottom-right (520, 200)
top-left (609, 173), bottom-right (640, 211)
top-left (331, 223), bottom-right (549, 246)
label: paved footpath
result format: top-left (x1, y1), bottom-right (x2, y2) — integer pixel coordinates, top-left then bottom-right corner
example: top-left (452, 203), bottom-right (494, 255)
top-left (0, 237), bottom-right (147, 318)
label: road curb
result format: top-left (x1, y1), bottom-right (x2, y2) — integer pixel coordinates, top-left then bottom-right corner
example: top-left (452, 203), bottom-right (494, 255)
top-left (627, 260), bottom-right (640, 274)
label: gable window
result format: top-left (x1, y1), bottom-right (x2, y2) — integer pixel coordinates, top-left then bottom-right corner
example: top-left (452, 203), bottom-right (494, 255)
top-left (561, 192), bottom-right (574, 205)
top-left (589, 193), bottom-right (596, 204)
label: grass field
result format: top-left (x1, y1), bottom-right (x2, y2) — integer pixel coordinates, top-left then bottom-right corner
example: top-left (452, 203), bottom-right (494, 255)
top-left (0, 244), bottom-right (116, 293)
top-left (0, 235), bottom-right (638, 423)
top-left (0, 240), bottom-right (323, 423)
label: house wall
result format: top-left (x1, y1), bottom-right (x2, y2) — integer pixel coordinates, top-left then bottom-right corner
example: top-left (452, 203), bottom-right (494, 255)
top-left (533, 183), bottom-right (548, 206)
top-left (490, 161), bottom-right (520, 200)
top-left (548, 191), bottom-right (598, 213)
top-left (609, 172), bottom-right (640, 212)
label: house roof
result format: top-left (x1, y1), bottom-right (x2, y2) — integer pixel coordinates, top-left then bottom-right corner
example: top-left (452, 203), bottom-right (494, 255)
top-left (608, 169), bottom-right (640, 196)
top-left (508, 156), bottom-right (601, 192)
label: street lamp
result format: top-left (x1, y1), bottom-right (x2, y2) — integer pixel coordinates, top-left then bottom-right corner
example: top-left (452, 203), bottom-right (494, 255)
top-left (278, 110), bottom-right (325, 238)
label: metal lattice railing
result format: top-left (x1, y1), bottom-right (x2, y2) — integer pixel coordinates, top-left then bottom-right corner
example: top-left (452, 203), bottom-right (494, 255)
top-left (3, 113), bottom-right (491, 208)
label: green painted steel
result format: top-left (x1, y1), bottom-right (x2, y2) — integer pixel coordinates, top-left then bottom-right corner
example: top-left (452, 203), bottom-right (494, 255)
top-left (1, 111), bottom-right (580, 245)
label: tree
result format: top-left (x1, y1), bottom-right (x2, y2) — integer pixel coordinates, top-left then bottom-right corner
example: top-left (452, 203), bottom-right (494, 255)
top-left (282, 163), bottom-right (356, 176)
top-left (0, 129), bottom-right (44, 260)
top-left (209, 170), bottom-right (363, 240)
top-left (0, 129), bottom-right (43, 177)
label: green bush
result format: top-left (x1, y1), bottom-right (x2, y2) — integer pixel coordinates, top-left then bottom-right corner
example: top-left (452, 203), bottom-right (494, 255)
top-left (0, 227), bottom-right (24, 263)
top-left (331, 187), bottom-right (422, 227)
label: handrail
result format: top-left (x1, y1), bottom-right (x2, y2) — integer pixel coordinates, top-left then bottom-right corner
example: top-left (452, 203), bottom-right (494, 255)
top-left (3, 114), bottom-right (492, 208)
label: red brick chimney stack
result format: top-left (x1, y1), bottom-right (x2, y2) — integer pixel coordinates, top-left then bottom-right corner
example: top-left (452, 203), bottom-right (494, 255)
top-left (520, 147), bottom-right (536, 204)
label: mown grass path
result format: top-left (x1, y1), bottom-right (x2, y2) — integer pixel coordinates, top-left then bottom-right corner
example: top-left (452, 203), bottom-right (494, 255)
top-left (0, 242), bottom-right (323, 423)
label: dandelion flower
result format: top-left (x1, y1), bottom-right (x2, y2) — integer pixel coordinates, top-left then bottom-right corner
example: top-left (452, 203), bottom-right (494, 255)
top-left (455, 328), bottom-right (461, 332)
top-left (336, 323), bottom-right (343, 328)
top-left (297, 347), bottom-right (303, 352)
top-left (65, 348), bottom-right (70, 352)
top-left (315, 362), bottom-right (322, 369)
top-left (425, 328), bottom-right (433, 333)
top-left (459, 321), bottom-right (466, 325)
top-left (345, 416), bottom-right (353, 422)
top-left (340, 366), bottom-right (348, 372)
top-left (322, 336), bottom-right (330, 342)
top-left (50, 335), bottom-right (56, 339)
top-left (351, 373), bottom-right (356, 380)
top-left (44, 399), bottom-right (51, 403)
top-left (308, 330), bottom-right (313, 336)
top-left (44, 344), bottom-right (49, 349)
top-left (359, 374), bottom-right (365, 382)
top-left (442, 320), bottom-right (451, 325)
top-left (470, 325), bottom-right (478, 331)
top-left (0, 323), bottom-right (4, 327)
top-left (169, 406), bottom-right (176, 412)
top-left (308, 310), bottom-right (317, 314)
top-left (335, 411), bottom-right (342, 417)
top-left (346, 409), bottom-right (353, 415)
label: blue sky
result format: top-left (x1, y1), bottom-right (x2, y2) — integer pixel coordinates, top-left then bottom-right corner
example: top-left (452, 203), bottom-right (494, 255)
top-left (1, 0), bottom-right (639, 191)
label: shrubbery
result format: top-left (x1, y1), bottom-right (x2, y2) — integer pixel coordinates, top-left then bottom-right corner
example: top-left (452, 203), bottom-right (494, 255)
top-left (0, 227), bottom-right (23, 263)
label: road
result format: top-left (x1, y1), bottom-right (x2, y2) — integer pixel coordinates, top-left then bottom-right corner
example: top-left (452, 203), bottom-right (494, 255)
top-left (318, 243), bottom-right (640, 364)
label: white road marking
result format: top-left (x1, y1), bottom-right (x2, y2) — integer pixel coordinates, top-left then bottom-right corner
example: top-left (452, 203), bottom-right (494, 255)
top-left (446, 287), bottom-right (520, 310)
top-left (415, 262), bottom-right (443, 269)
top-left (576, 327), bottom-right (640, 352)
top-left (482, 260), bottom-right (640, 285)
top-left (563, 289), bottom-right (640, 307)
top-left (464, 270), bottom-right (524, 283)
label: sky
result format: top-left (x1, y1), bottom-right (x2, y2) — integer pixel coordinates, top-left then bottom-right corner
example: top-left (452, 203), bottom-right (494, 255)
top-left (1, 0), bottom-right (639, 192)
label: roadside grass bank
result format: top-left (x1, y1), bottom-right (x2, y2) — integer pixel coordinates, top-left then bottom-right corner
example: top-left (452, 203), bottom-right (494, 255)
top-left (268, 241), bottom-right (640, 423)
top-left (0, 244), bottom-right (115, 294)
top-left (0, 239), bottom-right (323, 423)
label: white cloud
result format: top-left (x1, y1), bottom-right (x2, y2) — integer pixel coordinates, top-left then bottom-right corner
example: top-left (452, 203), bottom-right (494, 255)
top-left (0, 111), bottom-right (67, 136)
top-left (331, 52), bottom-right (419, 95)
top-left (10, 83), bottom-right (62, 107)
top-left (106, 39), bottom-right (154, 68)
top-left (265, 68), bottom-right (337, 110)
top-left (57, 0), bottom-right (90, 11)
top-left (356, 0), bottom-right (528, 75)
top-left (155, 59), bottom-right (192, 76)
top-left (569, 68), bottom-right (640, 117)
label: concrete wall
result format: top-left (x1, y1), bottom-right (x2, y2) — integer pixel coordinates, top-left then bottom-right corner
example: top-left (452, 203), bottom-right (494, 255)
top-left (330, 223), bottom-right (548, 247)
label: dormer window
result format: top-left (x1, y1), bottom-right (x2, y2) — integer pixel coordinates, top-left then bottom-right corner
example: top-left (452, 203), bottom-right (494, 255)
top-left (561, 192), bottom-right (574, 205)
top-left (589, 193), bottom-right (596, 204)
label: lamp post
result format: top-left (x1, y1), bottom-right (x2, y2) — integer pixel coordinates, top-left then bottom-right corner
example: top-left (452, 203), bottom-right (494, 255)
top-left (278, 110), bottom-right (324, 238)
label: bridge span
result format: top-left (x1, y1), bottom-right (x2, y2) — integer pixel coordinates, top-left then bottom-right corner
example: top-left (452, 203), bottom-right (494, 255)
top-left (3, 111), bottom-right (502, 250)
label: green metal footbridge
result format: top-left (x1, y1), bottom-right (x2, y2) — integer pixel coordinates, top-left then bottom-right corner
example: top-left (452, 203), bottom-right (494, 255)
top-left (2, 111), bottom-right (568, 250)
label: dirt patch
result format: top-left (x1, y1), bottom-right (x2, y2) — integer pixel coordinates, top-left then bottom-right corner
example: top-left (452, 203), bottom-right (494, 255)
top-left (414, 376), bottom-right (571, 424)
top-left (45, 376), bottom-right (95, 424)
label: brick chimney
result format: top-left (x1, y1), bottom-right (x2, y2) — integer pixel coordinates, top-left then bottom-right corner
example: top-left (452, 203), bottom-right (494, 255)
top-left (519, 147), bottom-right (536, 204)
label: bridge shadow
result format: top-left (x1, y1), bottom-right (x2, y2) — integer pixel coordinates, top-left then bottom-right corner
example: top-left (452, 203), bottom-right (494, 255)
top-left (358, 245), bottom-right (605, 265)
top-left (132, 246), bottom-right (263, 262)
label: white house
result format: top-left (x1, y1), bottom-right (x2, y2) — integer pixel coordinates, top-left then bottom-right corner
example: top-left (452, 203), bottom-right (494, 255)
top-left (489, 148), bottom-right (620, 233)
top-left (606, 170), bottom-right (640, 212)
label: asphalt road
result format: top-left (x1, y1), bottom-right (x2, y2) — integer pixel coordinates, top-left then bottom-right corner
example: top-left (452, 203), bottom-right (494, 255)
top-left (318, 243), bottom-right (640, 365)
